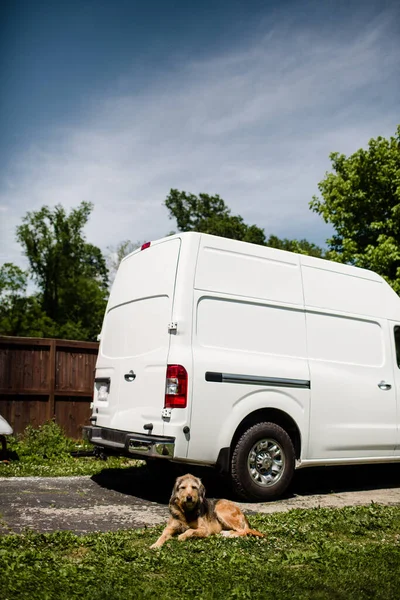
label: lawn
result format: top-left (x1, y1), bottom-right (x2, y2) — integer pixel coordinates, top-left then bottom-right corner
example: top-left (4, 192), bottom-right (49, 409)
top-left (0, 421), bottom-right (142, 477)
top-left (1, 504), bottom-right (399, 600)
top-left (1, 424), bottom-right (400, 599)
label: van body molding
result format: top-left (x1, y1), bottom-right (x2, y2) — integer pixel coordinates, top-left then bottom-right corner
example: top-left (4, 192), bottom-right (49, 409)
top-left (205, 371), bottom-right (310, 389)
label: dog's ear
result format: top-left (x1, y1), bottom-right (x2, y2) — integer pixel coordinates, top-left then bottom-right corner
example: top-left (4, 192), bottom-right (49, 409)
top-left (170, 476), bottom-right (183, 504)
top-left (198, 480), bottom-right (206, 503)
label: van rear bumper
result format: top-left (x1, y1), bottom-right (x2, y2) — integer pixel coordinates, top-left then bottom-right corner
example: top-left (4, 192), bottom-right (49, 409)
top-left (82, 426), bottom-right (175, 459)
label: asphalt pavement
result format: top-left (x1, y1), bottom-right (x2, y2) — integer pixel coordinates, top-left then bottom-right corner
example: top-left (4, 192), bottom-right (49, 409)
top-left (1, 462), bottom-right (400, 535)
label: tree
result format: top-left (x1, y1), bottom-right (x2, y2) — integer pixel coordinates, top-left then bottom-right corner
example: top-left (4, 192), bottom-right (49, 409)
top-left (0, 263), bottom-right (28, 299)
top-left (310, 126), bottom-right (400, 292)
top-left (0, 263), bottom-right (56, 337)
top-left (266, 235), bottom-right (325, 258)
top-left (0, 263), bottom-right (29, 335)
top-left (165, 189), bottom-right (266, 245)
top-left (165, 189), bottom-right (325, 255)
top-left (15, 202), bottom-right (109, 340)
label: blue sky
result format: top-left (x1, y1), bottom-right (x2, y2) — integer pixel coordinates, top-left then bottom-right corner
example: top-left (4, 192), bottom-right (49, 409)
top-left (1, 0), bottom-right (399, 269)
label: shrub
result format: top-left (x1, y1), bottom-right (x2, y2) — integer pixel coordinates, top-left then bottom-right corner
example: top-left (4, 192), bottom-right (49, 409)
top-left (8, 421), bottom-right (82, 460)
top-left (1, 421), bottom-right (141, 477)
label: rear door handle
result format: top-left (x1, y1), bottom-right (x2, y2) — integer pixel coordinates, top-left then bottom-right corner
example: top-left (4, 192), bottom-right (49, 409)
top-left (378, 381), bottom-right (391, 391)
top-left (124, 370), bottom-right (136, 382)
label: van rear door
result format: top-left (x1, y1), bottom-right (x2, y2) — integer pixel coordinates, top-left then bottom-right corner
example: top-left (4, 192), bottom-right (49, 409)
top-left (94, 238), bottom-right (181, 436)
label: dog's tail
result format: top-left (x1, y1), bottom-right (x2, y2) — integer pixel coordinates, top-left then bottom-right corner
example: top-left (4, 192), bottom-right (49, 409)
top-left (246, 528), bottom-right (264, 538)
top-left (243, 515), bottom-right (264, 537)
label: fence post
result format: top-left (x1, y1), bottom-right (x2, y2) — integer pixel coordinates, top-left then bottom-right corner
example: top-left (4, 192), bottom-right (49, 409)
top-left (48, 339), bottom-right (56, 421)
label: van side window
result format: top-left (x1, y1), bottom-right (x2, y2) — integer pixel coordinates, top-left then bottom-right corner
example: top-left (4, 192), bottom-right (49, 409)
top-left (394, 326), bottom-right (400, 368)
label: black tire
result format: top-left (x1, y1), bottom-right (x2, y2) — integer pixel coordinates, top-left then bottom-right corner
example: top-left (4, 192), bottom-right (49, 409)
top-left (231, 422), bottom-right (295, 501)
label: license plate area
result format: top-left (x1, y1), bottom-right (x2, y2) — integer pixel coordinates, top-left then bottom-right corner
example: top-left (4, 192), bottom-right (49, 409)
top-left (95, 378), bottom-right (111, 402)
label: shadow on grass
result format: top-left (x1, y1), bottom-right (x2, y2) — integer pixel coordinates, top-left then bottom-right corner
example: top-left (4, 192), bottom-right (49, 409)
top-left (92, 459), bottom-right (400, 504)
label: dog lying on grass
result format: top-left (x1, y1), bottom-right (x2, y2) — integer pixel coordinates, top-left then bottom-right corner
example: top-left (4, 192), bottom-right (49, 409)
top-left (150, 473), bottom-right (264, 548)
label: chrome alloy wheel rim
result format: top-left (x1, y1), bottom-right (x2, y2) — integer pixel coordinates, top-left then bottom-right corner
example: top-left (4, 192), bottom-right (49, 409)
top-left (247, 438), bottom-right (285, 487)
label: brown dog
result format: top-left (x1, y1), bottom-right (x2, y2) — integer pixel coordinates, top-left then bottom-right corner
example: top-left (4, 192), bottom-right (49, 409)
top-left (150, 473), bottom-right (264, 548)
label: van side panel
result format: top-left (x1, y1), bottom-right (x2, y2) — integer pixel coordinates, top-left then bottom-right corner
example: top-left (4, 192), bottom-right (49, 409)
top-left (300, 255), bottom-right (400, 321)
top-left (195, 241), bottom-right (304, 305)
top-left (301, 261), bottom-right (384, 317)
top-left (301, 259), bottom-right (397, 459)
top-left (187, 238), bottom-right (310, 464)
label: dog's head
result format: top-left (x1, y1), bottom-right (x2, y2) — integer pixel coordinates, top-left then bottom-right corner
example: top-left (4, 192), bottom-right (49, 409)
top-left (171, 474), bottom-right (206, 512)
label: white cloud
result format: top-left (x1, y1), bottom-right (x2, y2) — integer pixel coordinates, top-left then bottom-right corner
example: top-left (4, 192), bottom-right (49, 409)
top-left (1, 7), bottom-right (399, 268)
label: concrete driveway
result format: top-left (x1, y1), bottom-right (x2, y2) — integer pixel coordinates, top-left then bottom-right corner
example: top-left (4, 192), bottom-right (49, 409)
top-left (1, 462), bottom-right (400, 535)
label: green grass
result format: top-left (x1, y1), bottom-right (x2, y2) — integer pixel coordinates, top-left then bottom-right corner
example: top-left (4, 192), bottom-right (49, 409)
top-left (0, 454), bottom-right (141, 477)
top-left (0, 421), bottom-right (142, 477)
top-left (1, 504), bottom-right (400, 600)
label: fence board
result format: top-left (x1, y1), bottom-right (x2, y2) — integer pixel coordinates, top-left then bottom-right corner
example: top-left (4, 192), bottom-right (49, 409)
top-left (55, 397), bottom-right (93, 440)
top-left (1, 396), bottom-right (49, 435)
top-left (0, 336), bottom-right (98, 438)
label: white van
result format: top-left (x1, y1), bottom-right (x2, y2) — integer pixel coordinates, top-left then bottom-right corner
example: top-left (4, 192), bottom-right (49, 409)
top-left (83, 232), bottom-right (400, 501)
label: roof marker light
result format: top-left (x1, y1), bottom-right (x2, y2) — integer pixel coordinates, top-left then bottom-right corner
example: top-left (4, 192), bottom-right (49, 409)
top-left (141, 242), bottom-right (151, 251)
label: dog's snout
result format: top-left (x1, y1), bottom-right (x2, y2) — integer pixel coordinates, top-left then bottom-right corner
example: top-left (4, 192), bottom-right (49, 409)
top-left (186, 494), bottom-right (193, 502)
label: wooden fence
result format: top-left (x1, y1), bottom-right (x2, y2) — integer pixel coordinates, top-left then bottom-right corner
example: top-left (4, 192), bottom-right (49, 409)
top-left (0, 336), bottom-right (99, 439)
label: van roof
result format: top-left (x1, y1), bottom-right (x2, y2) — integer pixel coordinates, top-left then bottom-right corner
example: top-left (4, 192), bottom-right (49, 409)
top-left (123, 232), bottom-right (400, 320)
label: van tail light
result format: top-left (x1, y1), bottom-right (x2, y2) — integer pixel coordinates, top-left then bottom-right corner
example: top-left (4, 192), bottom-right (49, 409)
top-left (165, 364), bottom-right (188, 408)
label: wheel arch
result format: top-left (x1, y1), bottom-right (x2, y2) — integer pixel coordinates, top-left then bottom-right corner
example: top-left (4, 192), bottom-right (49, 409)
top-left (216, 408), bottom-right (301, 473)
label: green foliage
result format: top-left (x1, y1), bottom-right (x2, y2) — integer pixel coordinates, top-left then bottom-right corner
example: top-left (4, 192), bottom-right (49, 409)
top-left (1, 505), bottom-right (399, 599)
top-left (9, 421), bottom-right (76, 459)
top-left (310, 125), bottom-right (400, 292)
top-left (0, 263), bottom-right (31, 335)
top-left (0, 422), bottom-right (141, 477)
top-left (266, 235), bottom-right (325, 258)
top-left (0, 264), bottom-right (62, 337)
top-left (0, 263), bottom-right (61, 337)
top-left (165, 189), bottom-right (325, 255)
top-left (165, 189), bottom-right (267, 244)
top-left (0, 263), bottom-right (28, 296)
top-left (0, 454), bottom-right (139, 478)
top-left (2, 201), bottom-right (110, 340)
top-left (165, 189), bottom-right (231, 231)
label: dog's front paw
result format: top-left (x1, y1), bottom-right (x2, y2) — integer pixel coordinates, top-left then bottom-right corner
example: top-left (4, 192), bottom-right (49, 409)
top-left (150, 542), bottom-right (161, 550)
top-left (177, 532), bottom-right (190, 541)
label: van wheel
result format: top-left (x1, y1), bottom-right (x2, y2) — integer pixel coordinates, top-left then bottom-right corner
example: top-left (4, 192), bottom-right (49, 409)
top-left (231, 422), bottom-right (295, 501)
